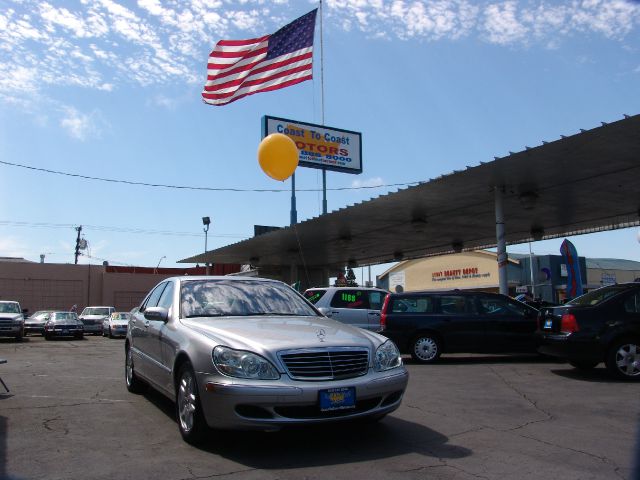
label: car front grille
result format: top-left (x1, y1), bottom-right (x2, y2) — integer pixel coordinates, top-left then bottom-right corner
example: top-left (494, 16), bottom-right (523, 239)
top-left (279, 348), bottom-right (369, 381)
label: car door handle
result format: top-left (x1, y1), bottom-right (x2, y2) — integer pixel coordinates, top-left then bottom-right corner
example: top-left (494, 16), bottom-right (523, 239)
top-left (331, 311), bottom-right (340, 315)
top-left (144, 320), bottom-right (150, 328)
top-left (368, 312), bottom-right (380, 316)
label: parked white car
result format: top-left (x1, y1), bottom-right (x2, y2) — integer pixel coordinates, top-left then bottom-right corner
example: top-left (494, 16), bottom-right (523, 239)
top-left (103, 312), bottom-right (131, 338)
top-left (79, 306), bottom-right (115, 335)
top-left (125, 276), bottom-right (408, 444)
top-left (303, 287), bottom-right (389, 331)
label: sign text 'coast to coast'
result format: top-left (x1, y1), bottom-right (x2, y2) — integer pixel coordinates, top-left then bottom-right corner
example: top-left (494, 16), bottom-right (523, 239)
top-left (263, 116), bottom-right (362, 174)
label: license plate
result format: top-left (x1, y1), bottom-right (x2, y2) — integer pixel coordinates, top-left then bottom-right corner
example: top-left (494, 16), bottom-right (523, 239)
top-left (62, 330), bottom-right (69, 334)
top-left (319, 387), bottom-right (356, 412)
top-left (543, 319), bottom-right (553, 329)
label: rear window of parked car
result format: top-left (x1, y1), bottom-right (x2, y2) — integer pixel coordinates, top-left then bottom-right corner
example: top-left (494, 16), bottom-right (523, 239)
top-left (303, 290), bottom-right (326, 304)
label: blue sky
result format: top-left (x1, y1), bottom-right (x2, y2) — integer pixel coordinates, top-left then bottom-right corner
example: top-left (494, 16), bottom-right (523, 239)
top-left (1, 0), bottom-right (640, 283)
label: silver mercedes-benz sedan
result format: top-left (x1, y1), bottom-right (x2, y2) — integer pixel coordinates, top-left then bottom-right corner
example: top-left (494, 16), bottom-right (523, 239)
top-left (125, 276), bottom-right (408, 444)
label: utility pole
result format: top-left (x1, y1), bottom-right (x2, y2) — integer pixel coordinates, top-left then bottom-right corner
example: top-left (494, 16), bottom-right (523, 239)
top-left (74, 226), bottom-right (82, 264)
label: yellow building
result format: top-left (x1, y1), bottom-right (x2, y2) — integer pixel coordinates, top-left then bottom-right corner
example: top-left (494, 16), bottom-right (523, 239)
top-left (377, 251), bottom-right (521, 294)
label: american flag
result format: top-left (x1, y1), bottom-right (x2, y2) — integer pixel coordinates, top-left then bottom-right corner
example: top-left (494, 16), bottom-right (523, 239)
top-left (202, 9), bottom-right (318, 106)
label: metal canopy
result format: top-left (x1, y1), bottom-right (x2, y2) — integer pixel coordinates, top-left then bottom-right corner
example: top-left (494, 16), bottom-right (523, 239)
top-left (180, 114), bottom-right (640, 269)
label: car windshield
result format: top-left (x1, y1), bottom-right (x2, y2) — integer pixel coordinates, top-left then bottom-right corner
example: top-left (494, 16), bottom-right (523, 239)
top-left (52, 312), bottom-right (78, 321)
top-left (82, 307), bottom-right (111, 316)
top-left (113, 313), bottom-right (130, 320)
top-left (0, 303), bottom-right (20, 314)
top-left (565, 284), bottom-right (631, 307)
top-left (181, 279), bottom-right (319, 318)
top-left (30, 311), bottom-right (51, 320)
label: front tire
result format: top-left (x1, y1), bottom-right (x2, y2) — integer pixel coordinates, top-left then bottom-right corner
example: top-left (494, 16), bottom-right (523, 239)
top-left (125, 345), bottom-right (147, 393)
top-left (605, 338), bottom-right (640, 381)
top-left (176, 362), bottom-right (207, 444)
top-left (411, 333), bottom-right (442, 364)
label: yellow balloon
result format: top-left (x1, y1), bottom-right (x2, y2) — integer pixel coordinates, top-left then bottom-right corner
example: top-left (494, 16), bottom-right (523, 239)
top-left (257, 133), bottom-right (299, 181)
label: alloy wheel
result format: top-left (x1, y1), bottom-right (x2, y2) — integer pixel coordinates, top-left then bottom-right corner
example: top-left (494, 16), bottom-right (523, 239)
top-left (614, 342), bottom-right (640, 377)
top-left (177, 370), bottom-right (197, 433)
top-left (413, 336), bottom-right (439, 362)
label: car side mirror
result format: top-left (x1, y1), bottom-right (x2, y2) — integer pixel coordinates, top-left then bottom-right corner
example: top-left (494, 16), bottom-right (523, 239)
top-left (144, 307), bottom-right (169, 323)
top-left (317, 307), bottom-right (332, 317)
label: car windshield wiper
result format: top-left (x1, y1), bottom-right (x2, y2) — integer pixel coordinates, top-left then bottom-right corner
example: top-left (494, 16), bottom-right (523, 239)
top-left (245, 312), bottom-right (301, 316)
top-left (185, 313), bottom-right (224, 318)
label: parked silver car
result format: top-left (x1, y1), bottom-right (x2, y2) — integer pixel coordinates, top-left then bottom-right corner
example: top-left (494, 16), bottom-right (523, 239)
top-left (24, 310), bottom-right (54, 335)
top-left (125, 276), bottom-right (408, 444)
top-left (303, 286), bottom-right (389, 331)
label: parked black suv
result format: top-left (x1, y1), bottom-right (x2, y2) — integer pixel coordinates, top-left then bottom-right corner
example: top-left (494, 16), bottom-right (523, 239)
top-left (537, 283), bottom-right (640, 381)
top-left (380, 290), bottom-right (539, 363)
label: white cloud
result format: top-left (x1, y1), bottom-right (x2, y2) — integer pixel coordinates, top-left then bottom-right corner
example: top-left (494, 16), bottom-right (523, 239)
top-left (59, 107), bottom-right (106, 141)
top-left (482, 1), bottom-right (527, 44)
top-left (0, 236), bottom-right (31, 258)
top-left (0, 0), bottom-right (639, 107)
top-left (351, 177), bottom-right (385, 188)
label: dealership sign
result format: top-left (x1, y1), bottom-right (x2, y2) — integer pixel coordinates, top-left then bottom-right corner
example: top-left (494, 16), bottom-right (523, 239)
top-left (262, 116), bottom-right (362, 174)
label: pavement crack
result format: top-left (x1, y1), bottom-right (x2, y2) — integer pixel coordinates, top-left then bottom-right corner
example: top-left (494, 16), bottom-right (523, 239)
top-left (519, 434), bottom-right (626, 479)
top-left (42, 416), bottom-right (69, 435)
top-left (177, 467), bottom-right (256, 479)
top-left (488, 366), bottom-right (554, 430)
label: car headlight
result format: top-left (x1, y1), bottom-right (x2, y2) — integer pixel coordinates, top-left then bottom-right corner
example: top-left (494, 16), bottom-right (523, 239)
top-left (212, 346), bottom-right (279, 380)
top-left (374, 340), bottom-right (403, 372)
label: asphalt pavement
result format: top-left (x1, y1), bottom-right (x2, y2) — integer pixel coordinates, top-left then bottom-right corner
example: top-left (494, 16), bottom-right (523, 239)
top-left (0, 335), bottom-right (638, 480)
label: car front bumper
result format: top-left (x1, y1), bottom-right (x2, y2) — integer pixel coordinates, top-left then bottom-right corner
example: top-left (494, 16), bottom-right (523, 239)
top-left (109, 326), bottom-right (128, 337)
top-left (82, 324), bottom-right (102, 333)
top-left (24, 324), bottom-right (45, 334)
top-left (0, 325), bottom-right (23, 337)
top-left (195, 368), bottom-right (409, 431)
top-left (45, 327), bottom-right (84, 337)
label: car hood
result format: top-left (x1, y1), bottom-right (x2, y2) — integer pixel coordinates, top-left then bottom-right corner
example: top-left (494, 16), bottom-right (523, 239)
top-left (110, 320), bottom-right (129, 326)
top-left (0, 314), bottom-right (22, 321)
top-left (25, 317), bottom-right (47, 324)
top-left (80, 314), bottom-right (109, 319)
top-left (180, 315), bottom-right (385, 353)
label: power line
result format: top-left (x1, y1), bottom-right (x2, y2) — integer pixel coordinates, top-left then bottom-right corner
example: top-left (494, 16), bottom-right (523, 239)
top-left (0, 220), bottom-right (246, 239)
top-left (0, 159), bottom-right (423, 192)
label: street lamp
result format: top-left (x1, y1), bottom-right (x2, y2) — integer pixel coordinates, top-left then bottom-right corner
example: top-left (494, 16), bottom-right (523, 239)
top-left (154, 255), bottom-right (166, 274)
top-left (202, 217), bottom-right (211, 253)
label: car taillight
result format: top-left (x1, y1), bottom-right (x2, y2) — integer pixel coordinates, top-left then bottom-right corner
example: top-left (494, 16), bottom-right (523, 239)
top-left (560, 313), bottom-right (579, 333)
top-left (380, 294), bottom-right (391, 330)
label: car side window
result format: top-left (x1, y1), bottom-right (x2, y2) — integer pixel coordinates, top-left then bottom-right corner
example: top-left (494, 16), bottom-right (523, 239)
top-left (438, 295), bottom-right (469, 315)
top-left (330, 290), bottom-right (369, 309)
top-left (391, 297), bottom-right (433, 313)
top-left (478, 296), bottom-right (525, 316)
top-left (141, 282), bottom-right (168, 312)
top-left (623, 292), bottom-right (640, 313)
top-left (368, 291), bottom-right (385, 310)
top-left (157, 282), bottom-right (175, 310)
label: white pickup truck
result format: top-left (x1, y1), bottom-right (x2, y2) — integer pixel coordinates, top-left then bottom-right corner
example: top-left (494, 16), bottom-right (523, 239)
top-left (0, 300), bottom-right (25, 341)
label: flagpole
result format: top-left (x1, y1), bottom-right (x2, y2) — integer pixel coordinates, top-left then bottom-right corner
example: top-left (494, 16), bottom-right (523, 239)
top-left (319, 0), bottom-right (328, 215)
